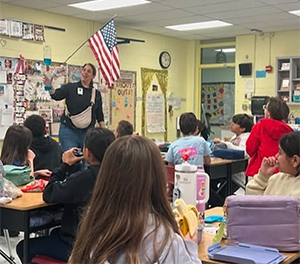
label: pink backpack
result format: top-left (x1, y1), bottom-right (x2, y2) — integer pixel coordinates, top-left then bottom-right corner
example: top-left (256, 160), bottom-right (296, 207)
top-left (226, 195), bottom-right (300, 252)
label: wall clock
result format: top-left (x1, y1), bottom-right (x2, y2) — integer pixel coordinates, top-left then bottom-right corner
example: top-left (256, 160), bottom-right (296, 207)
top-left (159, 51), bottom-right (171, 69)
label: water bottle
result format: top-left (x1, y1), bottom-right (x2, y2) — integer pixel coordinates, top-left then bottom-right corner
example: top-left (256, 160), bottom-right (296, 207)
top-left (43, 46), bottom-right (52, 91)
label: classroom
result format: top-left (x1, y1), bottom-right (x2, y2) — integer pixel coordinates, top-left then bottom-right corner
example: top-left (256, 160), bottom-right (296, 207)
top-left (0, 0), bottom-right (300, 263)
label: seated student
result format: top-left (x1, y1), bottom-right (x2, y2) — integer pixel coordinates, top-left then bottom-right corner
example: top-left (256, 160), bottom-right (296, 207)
top-left (194, 119), bottom-right (204, 136)
top-left (246, 131), bottom-right (300, 197)
top-left (16, 128), bottom-right (115, 263)
top-left (246, 97), bottom-right (293, 177)
top-left (166, 112), bottom-right (211, 166)
top-left (24, 115), bottom-right (62, 172)
top-left (114, 120), bottom-right (134, 138)
top-left (209, 114), bottom-right (254, 207)
top-left (201, 113), bottom-right (212, 141)
top-left (69, 136), bottom-right (202, 264)
top-left (0, 125), bottom-right (51, 178)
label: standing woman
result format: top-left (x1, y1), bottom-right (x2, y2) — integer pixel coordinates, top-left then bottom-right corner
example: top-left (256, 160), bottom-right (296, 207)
top-left (44, 63), bottom-right (105, 152)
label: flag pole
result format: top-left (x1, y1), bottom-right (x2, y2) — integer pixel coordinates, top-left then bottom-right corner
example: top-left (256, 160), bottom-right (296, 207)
top-left (64, 15), bottom-right (117, 64)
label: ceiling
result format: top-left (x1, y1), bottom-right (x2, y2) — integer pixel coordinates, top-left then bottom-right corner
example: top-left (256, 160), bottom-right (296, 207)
top-left (1, 0), bottom-right (300, 40)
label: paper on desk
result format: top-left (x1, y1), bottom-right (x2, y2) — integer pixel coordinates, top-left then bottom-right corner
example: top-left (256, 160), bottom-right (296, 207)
top-left (0, 70), bottom-right (7, 83)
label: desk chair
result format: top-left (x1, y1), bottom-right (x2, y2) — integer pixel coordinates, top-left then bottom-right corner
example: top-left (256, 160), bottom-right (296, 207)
top-left (1, 229), bottom-right (15, 264)
top-left (32, 255), bottom-right (67, 264)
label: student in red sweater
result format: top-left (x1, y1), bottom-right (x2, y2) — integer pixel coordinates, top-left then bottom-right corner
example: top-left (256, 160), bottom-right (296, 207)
top-left (246, 97), bottom-right (293, 177)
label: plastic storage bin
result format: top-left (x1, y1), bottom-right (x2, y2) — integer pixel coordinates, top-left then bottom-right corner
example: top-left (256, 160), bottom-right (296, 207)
top-left (293, 95), bottom-right (300, 102)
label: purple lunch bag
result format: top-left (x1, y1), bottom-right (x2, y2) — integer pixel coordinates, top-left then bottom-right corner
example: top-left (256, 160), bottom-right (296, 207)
top-left (226, 195), bottom-right (300, 252)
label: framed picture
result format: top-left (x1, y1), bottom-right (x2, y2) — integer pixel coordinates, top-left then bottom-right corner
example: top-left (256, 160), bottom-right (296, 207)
top-left (0, 19), bottom-right (10, 35)
top-left (34, 24), bottom-right (44, 42)
top-left (52, 107), bottom-right (64, 122)
top-left (10, 20), bottom-right (22, 37)
top-left (22, 23), bottom-right (34, 40)
top-left (280, 79), bottom-right (290, 91)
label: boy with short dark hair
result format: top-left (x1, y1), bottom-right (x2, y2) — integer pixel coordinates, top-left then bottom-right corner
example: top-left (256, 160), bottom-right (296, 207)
top-left (166, 112), bottom-right (211, 165)
top-left (17, 128), bottom-right (115, 263)
top-left (24, 115), bottom-right (62, 171)
top-left (246, 97), bottom-right (293, 177)
top-left (115, 120), bottom-right (134, 138)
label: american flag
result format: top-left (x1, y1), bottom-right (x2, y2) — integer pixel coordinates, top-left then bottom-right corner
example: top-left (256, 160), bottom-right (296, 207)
top-left (88, 19), bottom-right (120, 86)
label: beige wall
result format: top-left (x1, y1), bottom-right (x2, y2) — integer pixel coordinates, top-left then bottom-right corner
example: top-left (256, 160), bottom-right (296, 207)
top-left (0, 2), bottom-right (197, 142)
top-left (235, 30), bottom-right (300, 116)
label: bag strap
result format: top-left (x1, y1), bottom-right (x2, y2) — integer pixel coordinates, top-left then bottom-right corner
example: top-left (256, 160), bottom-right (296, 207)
top-left (65, 88), bottom-right (96, 117)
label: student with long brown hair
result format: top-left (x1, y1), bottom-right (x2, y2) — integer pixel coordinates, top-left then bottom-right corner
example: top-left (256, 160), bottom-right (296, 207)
top-left (69, 136), bottom-right (202, 264)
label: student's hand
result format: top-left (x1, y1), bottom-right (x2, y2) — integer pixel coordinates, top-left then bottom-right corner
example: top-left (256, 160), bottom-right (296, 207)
top-left (62, 148), bottom-right (84, 166)
top-left (178, 228), bottom-right (198, 244)
top-left (260, 156), bottom-right (278, 176)
top-left (212, 138), bottom-right (221, 143)
top-left (34, 169), bottom-right (52, 178)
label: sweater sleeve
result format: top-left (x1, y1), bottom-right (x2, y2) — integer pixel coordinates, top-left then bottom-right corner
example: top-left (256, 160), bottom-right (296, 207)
top-left (246, 170), bottom-right (270, 195)
top-left (43, 163), bottom-right (85, 204)
top-left (50, 83), bottom-right (69, 101)
top-left (94, 90), bottom-right (104, 122)
top-left (246, 123), bottom-right (261, 157)
top-left (162, 234), bottom-right (202, 264)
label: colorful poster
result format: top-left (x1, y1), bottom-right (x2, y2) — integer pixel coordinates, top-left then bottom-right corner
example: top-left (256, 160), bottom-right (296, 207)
top-left (22, 23), bottom-right (34, 40)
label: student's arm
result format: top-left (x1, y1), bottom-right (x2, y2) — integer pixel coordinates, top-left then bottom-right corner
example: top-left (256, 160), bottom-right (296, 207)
top-left (203, 155), bottom-right (211, 165)
top-left (166, 145), bottom-right (174, 164)
top-left (246, 123), bottom-right (261, 157)
top-left (246, 156), bottom-right (277, 195)
top-left (27, 149), bottom-right (35, 176)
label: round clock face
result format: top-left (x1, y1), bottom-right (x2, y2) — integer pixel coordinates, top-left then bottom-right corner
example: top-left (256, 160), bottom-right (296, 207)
top-left (159, 51), bottom-right (171, 69)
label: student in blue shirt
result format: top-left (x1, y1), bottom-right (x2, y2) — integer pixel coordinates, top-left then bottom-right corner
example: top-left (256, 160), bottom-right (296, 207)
top-left (166, 112), bottom-right (211, 166)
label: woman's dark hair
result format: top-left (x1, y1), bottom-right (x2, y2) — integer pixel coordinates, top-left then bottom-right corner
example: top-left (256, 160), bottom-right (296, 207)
top-left (69, 136), bottom-right (179, 264)
top-left (267, 97), bottom-right (290, 122)
top-left (83, 63), bottom-right (97, 77)
top-left (1, 125), bottom-right (32, 165)
top-left (179, 112), bottom-right (197, 135)
top-left (280, 131), bottom-right (300, 173)
top-left (232, 114), bottom-right (254, 133)
top-left (195, 119), bottom-right (204, 135)
top-left (84, 128), bottom-right (115, 163)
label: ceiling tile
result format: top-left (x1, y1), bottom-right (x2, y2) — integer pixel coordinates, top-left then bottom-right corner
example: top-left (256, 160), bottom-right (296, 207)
top-left (100, 2), bottom-right (174, 17)
top-left (43, 5), bottom-right (85, 15)
top-left (184, 0), bottom-right (266, 15)
top-left (244, 18), bottom-right (300, 29)
top-left (125, 9), bottom-right (193, 22)
top-left (48, 0), bottom-right (89, 4)
top-left (275, 2), bottom-right (300, 11)
top-left (208, 6), bottom-right (281, 19)
top-left (159, 0), bottom-right (237, 9)
top-left (261, 24), bottom-right (300, 32)
top-left (258, 0), bottom-right (298, 4)
top-left (8, 0), bottom-right (59, 9)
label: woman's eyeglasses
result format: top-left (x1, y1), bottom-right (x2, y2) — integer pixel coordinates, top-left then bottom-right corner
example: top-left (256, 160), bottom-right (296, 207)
top-left (262, 105), bottom-right (267, 110)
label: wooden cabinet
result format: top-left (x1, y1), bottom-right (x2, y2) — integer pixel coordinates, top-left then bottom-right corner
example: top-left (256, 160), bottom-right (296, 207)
top-left (276, 56), bottom-right (300, 105)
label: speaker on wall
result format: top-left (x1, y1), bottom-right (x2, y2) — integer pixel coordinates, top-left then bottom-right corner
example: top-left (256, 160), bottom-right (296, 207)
top-left (239, 63), bottom-right (252, 76)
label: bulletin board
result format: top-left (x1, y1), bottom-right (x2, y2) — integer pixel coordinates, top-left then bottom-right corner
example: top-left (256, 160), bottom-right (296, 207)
top-left (110, 70), bottom-right (136, 130)
top-left (201, 82), bottom-right (235, 125)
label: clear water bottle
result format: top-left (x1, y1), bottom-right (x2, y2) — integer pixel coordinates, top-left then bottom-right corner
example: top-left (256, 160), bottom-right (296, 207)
top-left (43, 46), bottom-right (52, 91)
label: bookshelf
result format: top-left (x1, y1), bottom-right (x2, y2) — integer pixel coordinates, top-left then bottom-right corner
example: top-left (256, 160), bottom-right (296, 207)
top-left (276, 56), bottom-right (300, 104)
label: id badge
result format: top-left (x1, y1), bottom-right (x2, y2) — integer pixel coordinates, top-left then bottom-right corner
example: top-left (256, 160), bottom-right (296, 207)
top-left (77, 87), bottom-right (83, 95)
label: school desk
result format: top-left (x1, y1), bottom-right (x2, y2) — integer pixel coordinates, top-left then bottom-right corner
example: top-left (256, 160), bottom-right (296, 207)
top-left (0, 192), bottom-right (58, 264)
top-left (199, 207), bottom-right (300, 264)
top-left (204, 158), bottom-right (248, 196)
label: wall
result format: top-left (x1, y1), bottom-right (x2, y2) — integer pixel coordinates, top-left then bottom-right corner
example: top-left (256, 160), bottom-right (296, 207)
top-left (0, 2), bottom-right (197, 142)
top-left (235, 30), bottom-right (300, 116)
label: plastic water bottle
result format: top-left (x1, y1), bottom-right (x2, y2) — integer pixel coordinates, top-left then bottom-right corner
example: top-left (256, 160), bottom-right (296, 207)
top-left (43, 46), bottom-right (52, 91)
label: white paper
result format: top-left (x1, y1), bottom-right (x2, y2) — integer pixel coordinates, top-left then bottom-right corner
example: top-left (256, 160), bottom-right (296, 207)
top-left (282, 79), bottom-right (289, 88)
top-left (0, 70), bottom-right (7, 83)
top-left (1, 105), bottom-right (14, 126)
top-left (146, 93), bottom-right (165, 133)
top-left (245, 78), bottom-right (254, 93)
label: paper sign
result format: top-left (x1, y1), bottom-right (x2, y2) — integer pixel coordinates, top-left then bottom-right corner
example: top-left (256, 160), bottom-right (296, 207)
top-left (1, 105), bottom-right (14, 125)
top-left (0, 70), bottom-right (7, 83)
top-left (255, 70), bottom-right (266, 78)
top-left (245, 78), bottom-right (254, 93)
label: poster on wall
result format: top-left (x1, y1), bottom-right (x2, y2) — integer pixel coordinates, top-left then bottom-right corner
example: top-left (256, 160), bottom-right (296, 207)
top-left (22, 23), bottom-right (34, 40)
top-left (0, 19), bottom-right (10, 35)
top-left (146, 93), bottom-right (165, 133)
top-left (34, 24), bottom-right (44, 42)
top-left (10, 20), bottom-right (22, 37)
top-left (109, 70), bottom-right (136, 130)
top-left (202, 82), bottom-right (234, 125)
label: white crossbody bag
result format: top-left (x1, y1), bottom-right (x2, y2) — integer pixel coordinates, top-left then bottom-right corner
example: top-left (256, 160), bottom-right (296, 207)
top-left (65, 88), bottom-right (96, 129)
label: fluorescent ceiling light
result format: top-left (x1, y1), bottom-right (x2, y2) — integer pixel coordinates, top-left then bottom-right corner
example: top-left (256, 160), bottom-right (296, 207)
top-left (289, 10), bottom-right (300, 17)
top-left (215, 48), bottom-right (236, 53)
top-left (165, 20), bottom-right (232, 31)
top-left (69, 0), bottom-right (150, 11)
